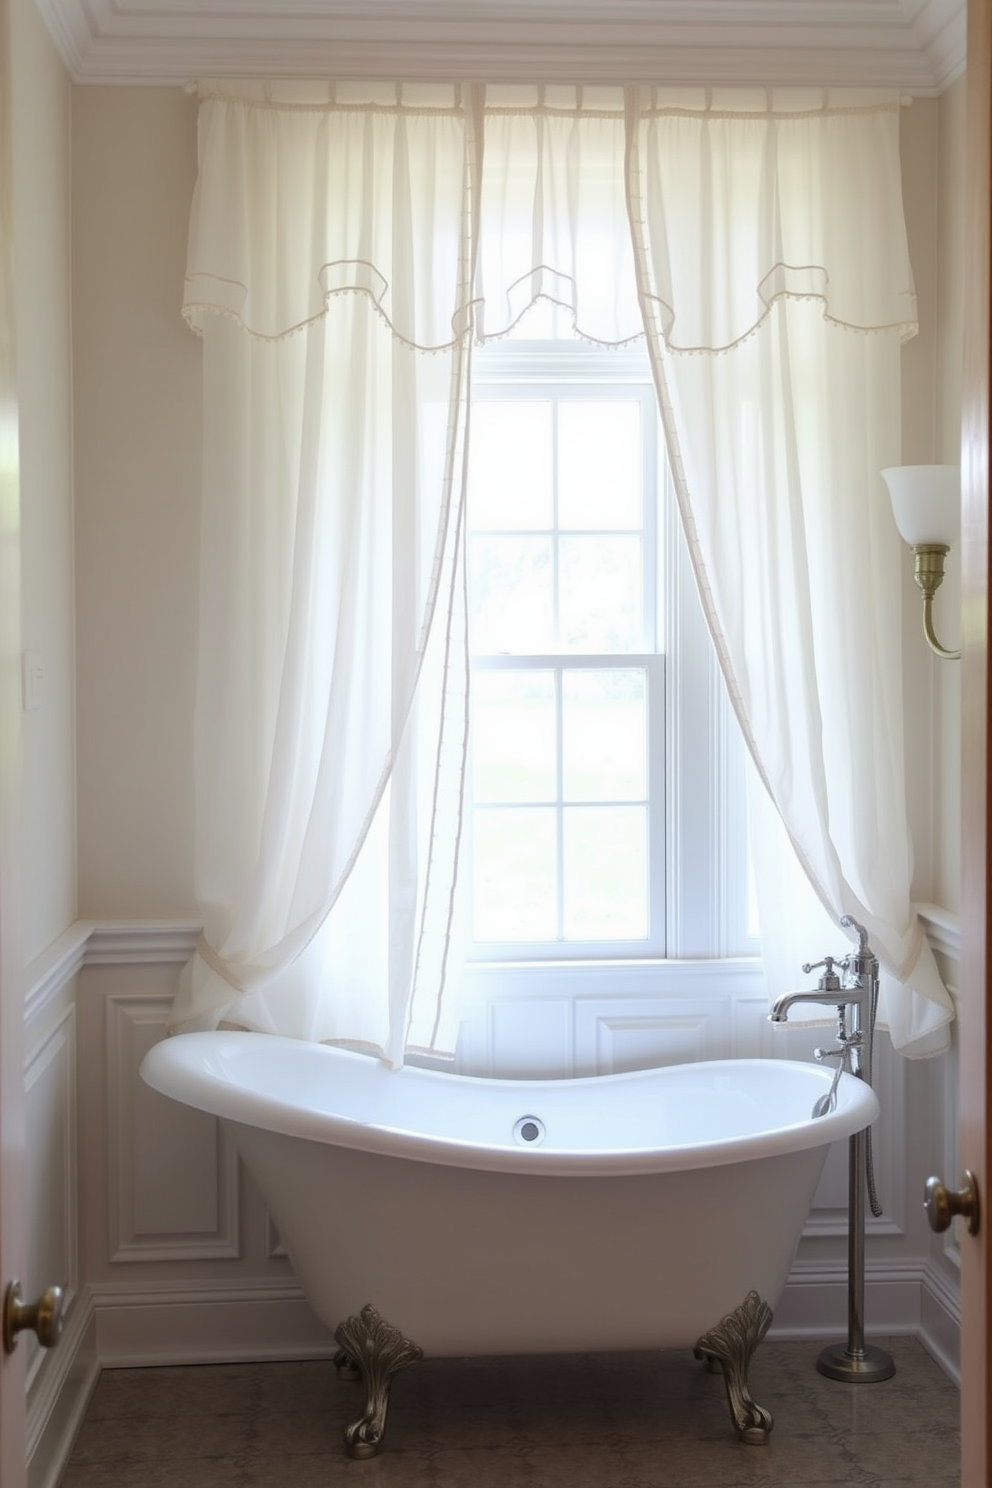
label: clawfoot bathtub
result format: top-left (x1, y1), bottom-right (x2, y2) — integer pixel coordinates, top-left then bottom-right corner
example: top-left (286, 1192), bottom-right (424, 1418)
top-left (140, 1034), bottom-right (878, 1457)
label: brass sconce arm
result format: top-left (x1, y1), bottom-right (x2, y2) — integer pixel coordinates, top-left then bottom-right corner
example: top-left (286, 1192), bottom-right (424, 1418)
top-left (910, 544), bottom-right (961, 661)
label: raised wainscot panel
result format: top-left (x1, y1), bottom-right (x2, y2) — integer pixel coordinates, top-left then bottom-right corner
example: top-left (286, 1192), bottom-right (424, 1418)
top-left (106, 995), bottom-right (240, 1262)
top-left (574, 997), bottom-right (732, 1076)
top-left (24, 1006), bottom-right (78, 1389)
top-left (733, 994), bottom-right (788, 1056)
top-left (265, 1215), bottom-right (287, 1260)
top-left (454, 959), bottom-right (765, 1077)
top-left (487, 998), bottom-right (572, 1078)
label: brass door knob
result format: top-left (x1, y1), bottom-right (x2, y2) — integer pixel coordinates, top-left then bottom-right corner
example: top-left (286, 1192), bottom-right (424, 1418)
top-left (2, 1280), bottom-right (65, 1354)
top-left (924, 1171), bottom-right (980, 1236)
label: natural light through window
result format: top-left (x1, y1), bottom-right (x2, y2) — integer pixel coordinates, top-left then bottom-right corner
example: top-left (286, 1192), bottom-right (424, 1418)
top-left (465, 320), bottom-right (755, 970)
top-left (466, 332), bottom-right (667, 958)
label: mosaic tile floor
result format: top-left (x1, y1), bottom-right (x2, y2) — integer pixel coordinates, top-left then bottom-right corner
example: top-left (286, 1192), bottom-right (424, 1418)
top-left (59, 1335), bottom-right (958, 1487)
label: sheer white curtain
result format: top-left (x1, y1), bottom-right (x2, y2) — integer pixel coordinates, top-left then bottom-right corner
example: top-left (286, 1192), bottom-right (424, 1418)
top-left (172, 83), bottom-right (478, 1065)
top-left (174, 81), bottom-right (952, 1063)
top-left (626, 88), bottom-right (952, 1055)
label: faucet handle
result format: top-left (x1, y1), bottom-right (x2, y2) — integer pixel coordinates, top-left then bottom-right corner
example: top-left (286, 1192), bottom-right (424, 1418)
top-left (815, 1032), bottom-right (862, 1061)
top-left (801, 955), bottom-right (842, 991)
top-left (815, 1043), bottom-right (852, 1074)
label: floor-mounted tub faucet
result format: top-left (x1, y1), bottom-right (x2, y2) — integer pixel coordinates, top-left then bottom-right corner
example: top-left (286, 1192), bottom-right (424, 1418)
top-left (769, 917), bottom-right (878, 1085)
top-left (768, 916), bottom-right (894, 1387)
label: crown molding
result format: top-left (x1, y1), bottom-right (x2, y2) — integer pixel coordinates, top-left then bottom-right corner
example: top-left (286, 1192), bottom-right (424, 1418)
top-left (33, 0), bottom-right (966, 92)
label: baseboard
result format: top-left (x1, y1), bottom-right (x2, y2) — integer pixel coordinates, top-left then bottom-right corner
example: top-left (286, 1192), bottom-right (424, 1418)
top-left (27, 1290), bottom-right (99, 1488)
top-left (770, 1257), bottom-right (960, 1385)
top-left (90, 1280), bottom-right (338, 1366)
top-left (28, 1255), bottom-right (961, 1486)
top-left (918, 1260), bottom-right (961, 1384)
top-left (769, 1259), bottom-right (926, 1341)
top-left (81, 1260), bottom-right (957, 1366)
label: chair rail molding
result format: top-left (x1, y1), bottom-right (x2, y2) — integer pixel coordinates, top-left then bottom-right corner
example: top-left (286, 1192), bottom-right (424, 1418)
top-left (914, 901), bottom-right (961, 970)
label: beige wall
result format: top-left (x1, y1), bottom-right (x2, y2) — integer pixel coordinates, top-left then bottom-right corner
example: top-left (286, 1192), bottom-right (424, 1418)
top-left (899, 96), bottom-right (938, 905)
top-left (899, 86), bottom-right (965, 916)
top-left (934, 74), bottom-right (965, 912)
top-left (72, 87), bottom-right (200, 919)
top-left (11, 0), bottom-right (75, 963)
top-left (67, 85), bottom-right (965, 928)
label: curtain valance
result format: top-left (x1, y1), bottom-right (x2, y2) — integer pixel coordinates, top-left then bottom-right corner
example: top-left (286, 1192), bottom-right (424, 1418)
top-left (183, 81), bottom-right (918, 353)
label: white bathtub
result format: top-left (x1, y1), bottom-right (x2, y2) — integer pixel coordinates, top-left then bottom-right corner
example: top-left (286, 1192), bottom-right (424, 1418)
top-left (140, 1032), bottom-right (878, 1453)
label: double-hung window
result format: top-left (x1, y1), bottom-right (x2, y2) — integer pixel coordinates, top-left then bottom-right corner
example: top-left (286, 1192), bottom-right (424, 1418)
top-left (467, 356), bottom-right (664, 958)
top-left (463, 323), bottom-right (757, 995)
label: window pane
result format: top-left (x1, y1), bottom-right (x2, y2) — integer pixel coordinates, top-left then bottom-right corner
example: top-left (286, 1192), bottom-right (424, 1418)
top-left (469, 535), bottom-right (554, 653)
top-left (558, 402), bottom-right (642, 530)
top-left (562, 670), bottom-right (646, 802)
top-left (468, 402), bottom-right (553, 530)
top-left (559, 535), bottom-right (642, 652)
top-left (563, 806), bottom-right (647, 939)
top-left (473, 807), bottom-right (557, 941)
top-left (473, 672), bottom-right (556, 802)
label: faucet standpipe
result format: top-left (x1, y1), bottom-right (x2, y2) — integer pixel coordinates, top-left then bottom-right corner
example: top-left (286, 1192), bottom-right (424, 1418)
top-left (767, 919), bottom-right (894, 1386)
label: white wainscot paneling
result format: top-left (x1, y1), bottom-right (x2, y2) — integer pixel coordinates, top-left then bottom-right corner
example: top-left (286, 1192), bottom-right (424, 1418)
top-left (265, 1216), bottom-right (287, 1260)
top-left (935, 1006), bottom-right (963, 1272)
top-left (105, 994), bottom-right (239, 1262)
top-left (488, 998), bottom-right (572, 1078)
top-left (917, 903), bottom-right (963, 1279)
top-left (455, 959), bottom-right (766, 1077)
top-left (24, 1007), bottom-right (78, 1388)
top-left (575, 997), bottom-right (730, 1074)
top-left (919, 1027), bottom-right (962, 1382)
top-left (770, 1021), bottom-right (905, 1239)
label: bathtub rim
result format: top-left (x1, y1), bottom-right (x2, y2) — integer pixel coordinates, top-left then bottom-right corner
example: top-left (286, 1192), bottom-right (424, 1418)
top-left (140, 1030), bottom-right (880, 1179)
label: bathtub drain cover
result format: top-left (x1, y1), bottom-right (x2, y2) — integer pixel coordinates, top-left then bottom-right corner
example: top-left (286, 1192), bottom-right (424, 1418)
top-left (513, 1115), bottom-right (546, 1146)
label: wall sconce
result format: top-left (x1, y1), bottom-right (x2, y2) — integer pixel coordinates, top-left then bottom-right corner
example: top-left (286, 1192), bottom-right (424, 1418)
top-left (881, 464), bottom-right (961, 661)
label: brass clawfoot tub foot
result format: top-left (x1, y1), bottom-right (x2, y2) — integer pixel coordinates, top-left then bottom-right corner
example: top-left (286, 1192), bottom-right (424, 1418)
top-left (333, 1303), bottom-right (423, 1458)
top-left (694, 1290), bottom-right (774, 1444)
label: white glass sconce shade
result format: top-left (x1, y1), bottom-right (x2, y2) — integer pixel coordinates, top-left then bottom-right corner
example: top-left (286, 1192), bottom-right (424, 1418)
top-left (881, 464), bottom-right (960, 546)
top-left (881, 464), bottom-right (961, 661)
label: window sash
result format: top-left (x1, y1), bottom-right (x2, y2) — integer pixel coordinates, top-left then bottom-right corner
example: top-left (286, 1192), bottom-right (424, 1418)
top-left (468, 653), bottom-right (666, 959)
top-left (464, 340), bottom-right (757, 968)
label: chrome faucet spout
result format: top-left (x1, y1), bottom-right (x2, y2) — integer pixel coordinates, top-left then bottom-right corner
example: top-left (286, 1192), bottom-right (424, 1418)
top-left (769, 988), bottom-right (851, 1023)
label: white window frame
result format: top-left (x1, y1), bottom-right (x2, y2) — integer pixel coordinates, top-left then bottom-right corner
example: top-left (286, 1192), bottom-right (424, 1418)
top-left (467, 362), bottom-right (665, 961)
top-left (460, 337), bottom-right (759, 1028)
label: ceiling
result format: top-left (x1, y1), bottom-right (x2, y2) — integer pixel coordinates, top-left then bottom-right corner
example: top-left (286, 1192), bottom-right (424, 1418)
top-left (34, 0), bottom-right (966, 92)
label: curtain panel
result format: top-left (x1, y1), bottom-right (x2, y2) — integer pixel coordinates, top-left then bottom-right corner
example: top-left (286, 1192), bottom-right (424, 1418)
top-left (175, 80), bottom-right (952, 1061)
